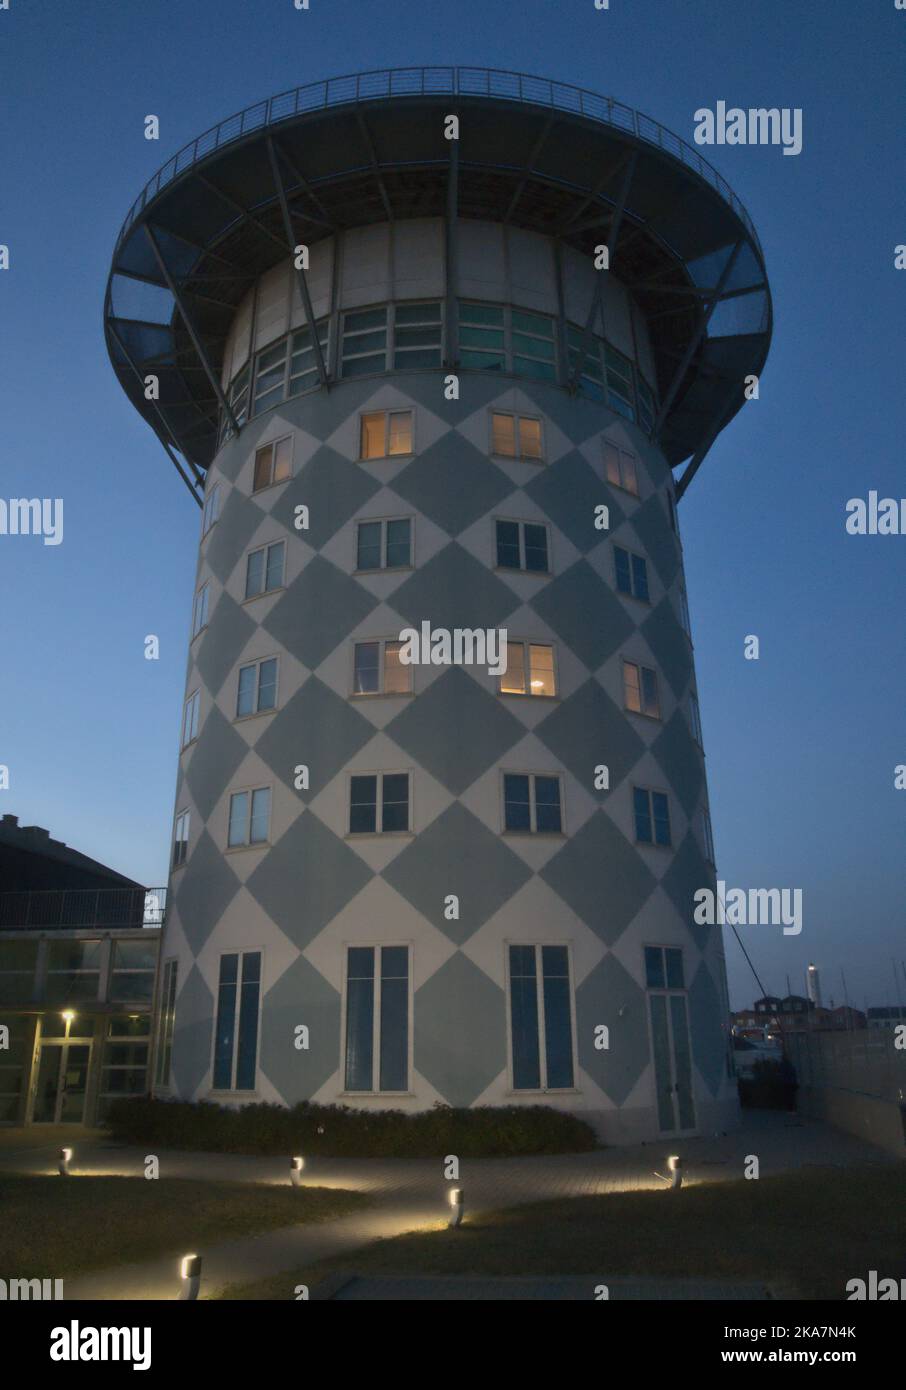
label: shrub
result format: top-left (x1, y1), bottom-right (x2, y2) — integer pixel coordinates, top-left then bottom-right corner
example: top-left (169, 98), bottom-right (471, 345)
top-left (105, 1097), bottom-right (598, 1157)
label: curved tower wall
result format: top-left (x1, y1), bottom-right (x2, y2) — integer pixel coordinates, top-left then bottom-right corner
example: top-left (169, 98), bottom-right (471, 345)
top-left (160, 218), bottom-right (737, 1144)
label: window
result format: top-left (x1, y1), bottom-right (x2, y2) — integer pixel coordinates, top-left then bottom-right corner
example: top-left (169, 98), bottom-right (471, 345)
top-left (491, 411), bottom-right (543, 461)
top-left (253, 338), bottom-right (288, 415)
top-left (0, 939), bottom-right (38, 1005)
top-left (500, 642), bottom-right (556, 697)
top-left (393, 302), bottom-right (442, 369)
top-left (645, 946), bottom-right (684, 990)
top-left (98, 1016), bottom-right (152, 1117)
top-left (637, 375), bottom-right (656, 435)
top-left (689, 692), bottom-right (703, 745)
top-left (623, 660), bottom-right (660, 719)
top-left (603, 441), bottom-right (639, 496)
top-left (226, 363), bottom-right (250, 434)
top-left (155, 960), bottom-right (178, 1087)
top-left (245, 540), bottom-right (285, 599)
top-left (566, 323), bottom-right (606, 399)
top-left (344, 945), bottom-right (409, 1092)
top-left (509, 944), bottom-right (575, 1090)
top-left (614, 545), bottom-right (650, 601)
top-left (503, 773), bottom-right (562, 834)
top-left (349, 773), bottom-right (410, 834)
top-left (495, 519), bottom-right (549, 573)
top-left (633, 787), bottom-right (672, 847)
top-left (679, 584), bottom-right (692, 640)
top-left (359, 409), bottom-right (413, 460)
top-left (356, 517), bottom-right (412, 571)
top-left (458, 301), bottom-right (505, 371)
top-left (604, 344), bottom-right (636, 421)
top-left (511, 309), bottom-right (557, 380)
top-left (191, 583), bottom-right (209, 639)
top-left (202, 483), bottom-right (221, 537)
top-left (182, 690), bottom-right (200, 748)
top-left (237, 657), bottom-right (279, 717)
top-left (288, 320), bottom-right (328, 397)
top-left (213, 950), bottom-right (261, 1091)
top-left (228, 787), bottom-right (271, 847)
top-left (110, 939), bottom-right (157, 1003)
top-left (45, 940), bottom-right (102, 1004)
top-left (253, 436), bottom-right (293, 492)
top-left (341, 307), bottom-right (388, 377)
top-left (701, 807), bottom-right (716, 864)
top-left (352, 641), bottom-right (410, 696)
top-left (173, 810), bottom-right (190, 867)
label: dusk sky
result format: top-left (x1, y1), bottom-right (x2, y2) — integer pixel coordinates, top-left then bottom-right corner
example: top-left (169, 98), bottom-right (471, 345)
top-left (1, 0), bottom-right (904, 1010)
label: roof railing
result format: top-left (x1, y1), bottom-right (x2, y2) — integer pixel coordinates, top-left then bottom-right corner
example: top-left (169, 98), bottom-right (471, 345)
top-left (0, 887), bottom-right (167, 931)
top-left (113, 66), bottom-right (761, 258)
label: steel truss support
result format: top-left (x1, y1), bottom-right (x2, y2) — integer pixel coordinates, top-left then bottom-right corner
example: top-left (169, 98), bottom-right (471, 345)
top-left (444, 136), bottom-right (459, 368)
top-left (356, 111), bottom-right (393, 222)
top-left (266, 137), bottom-right (329, 389)
top-left (568, 151), bottom-right (637, 390)
top-left (504, 116), bottom-right (556, 223)
top-left (653, 240), bottom-right (743, 438)
top-left (107, 320), bottom-right (205, 506)
top-left (144, 223), bottom-right (241, 437)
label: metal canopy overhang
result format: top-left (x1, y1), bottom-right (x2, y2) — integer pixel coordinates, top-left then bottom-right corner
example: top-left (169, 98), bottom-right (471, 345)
top-left (104, 68), bottom-right (772, 487)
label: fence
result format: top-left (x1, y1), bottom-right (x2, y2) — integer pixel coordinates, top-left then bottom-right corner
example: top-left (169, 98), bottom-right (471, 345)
top-left (787, 1030), bottom-right (906, 1155)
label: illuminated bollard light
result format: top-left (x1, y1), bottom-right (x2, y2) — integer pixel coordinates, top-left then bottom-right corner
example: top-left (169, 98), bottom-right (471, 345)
top-left (290, 1156), bottom-right (305, 1188)
top-left (448, 1186), bottom-right (464, 1229)
top-left (58, 1147), bottom-right (72, 1177)
top-left (179, 1254), bottom-right (202, 1301)
top-left (667, 1155), bottom-right (684, 1190)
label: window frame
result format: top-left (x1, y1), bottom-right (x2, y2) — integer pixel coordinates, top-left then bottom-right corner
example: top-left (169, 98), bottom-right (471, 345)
top-left (340, 942), bottom-right (413, 1096)
top-left (252, 435), bottom-right (294, 493)
top-left (613, 544), bottom-right (651, 603)
top-left (358, 408), bottom-right (415, 461)
top-left (244, 539), bottom-right (286, 601)
top-left (181, 690), bottom-right (200, 748)
top-left (350, 639), bottom-right (412, 698)
top-left (191, 582), bottom-right (210, 640)
top-left (154, 958), bottom-right (178, 1089)
top-left (499, 640), bottom-right (558, 699)
top-left (210, 947), bottom-right (263, 1095)
top-left (505, 942), bottom-right (579, 1094)
top-left (602, 441), bottom-right (641, 497)
top-left (501, 770), bottom-right (565, 836)
top-left (347, 770), bottom-right (412, 836)
top-left (489, 410), bottom-right (545, 463)
top-left (226, 785), bottom-right (272, 850)
top-left (622, 658), bottom-right (661, 720)
top-left (172, 809), bottom-right (190, 868)
top-left (354, 515), bottom-right (414, 573)
top-left (494, 517), bottom-right (552, 575)
top-left (201, 483), bottom-right (221, 537)
top-left (632, 785), bottom-right (673, 848)
top-left (236, 655), bottom-right (280, 720)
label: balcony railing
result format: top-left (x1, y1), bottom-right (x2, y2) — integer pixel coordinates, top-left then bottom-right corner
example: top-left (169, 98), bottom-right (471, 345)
top-left (0, 887), bottom-right (167, 931)
top-left (113, 66), bottom-right (761, 258)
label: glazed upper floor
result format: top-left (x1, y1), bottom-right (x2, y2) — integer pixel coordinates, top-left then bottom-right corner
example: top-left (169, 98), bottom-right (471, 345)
top-left (216, 219), bottom-right (660, 447)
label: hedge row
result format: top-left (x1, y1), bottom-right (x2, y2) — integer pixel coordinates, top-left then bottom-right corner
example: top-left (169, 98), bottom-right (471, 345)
top-left (105, 1097), bottom-right (599, 1158)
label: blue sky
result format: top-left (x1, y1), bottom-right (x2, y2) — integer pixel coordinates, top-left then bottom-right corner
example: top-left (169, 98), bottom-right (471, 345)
top-left (1, 0), bottom-right (904, 1010)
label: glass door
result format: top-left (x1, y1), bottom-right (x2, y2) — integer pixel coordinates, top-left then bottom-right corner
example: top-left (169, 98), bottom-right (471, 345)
top-left (648, 992), bottom-right (697, 1134)
top-left (32, 1040), bottom-right (92, 1123)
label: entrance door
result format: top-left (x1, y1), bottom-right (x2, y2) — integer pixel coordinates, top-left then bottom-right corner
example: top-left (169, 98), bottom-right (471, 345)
top-left (648, 992), bottom-right (696, 1134)
top-left (32, 1043), bottom-right (92, 1123)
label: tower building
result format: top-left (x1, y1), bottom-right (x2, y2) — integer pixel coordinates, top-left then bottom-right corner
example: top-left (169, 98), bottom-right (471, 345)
top-left (105, 69), bottom-right (771, 1141)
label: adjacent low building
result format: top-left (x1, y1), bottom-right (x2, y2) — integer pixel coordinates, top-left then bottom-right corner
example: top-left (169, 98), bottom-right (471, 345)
top-left (0, 815), bottom-right (163, 1126)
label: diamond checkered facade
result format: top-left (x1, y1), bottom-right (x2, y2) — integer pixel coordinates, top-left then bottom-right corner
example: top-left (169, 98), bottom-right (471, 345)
top-left (159, 361), bottom-right (738, 1143)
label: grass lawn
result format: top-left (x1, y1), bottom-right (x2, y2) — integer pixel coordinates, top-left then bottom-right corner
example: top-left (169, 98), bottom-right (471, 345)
top-left (217, 1165), bottom-right (906, 1300)
top-left (0, 1174), bottom-right (371, 1279)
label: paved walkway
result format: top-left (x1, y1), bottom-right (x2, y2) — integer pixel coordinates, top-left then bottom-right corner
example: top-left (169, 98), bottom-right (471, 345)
top-left (0, 1112), bottom-right (895, 1300)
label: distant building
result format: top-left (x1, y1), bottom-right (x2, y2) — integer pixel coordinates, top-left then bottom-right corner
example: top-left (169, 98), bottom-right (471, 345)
top-left (0, 814), bottom-right (163, 1126)
top-left (867, 1006), bottom-right (906, 1031)
top-left (733, 996), bottom-right (866, 1038)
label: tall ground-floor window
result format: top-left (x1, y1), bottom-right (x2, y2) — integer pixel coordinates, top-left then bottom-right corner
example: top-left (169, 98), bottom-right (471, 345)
top-left (213, 950), bottom-right (261, 1091)
top-left (344, 945), bottom-right (410, 1093)
top-left (155, 959), bottom-right (178, 1087)
top-left (508, 944), bottom-right (575, 1090)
